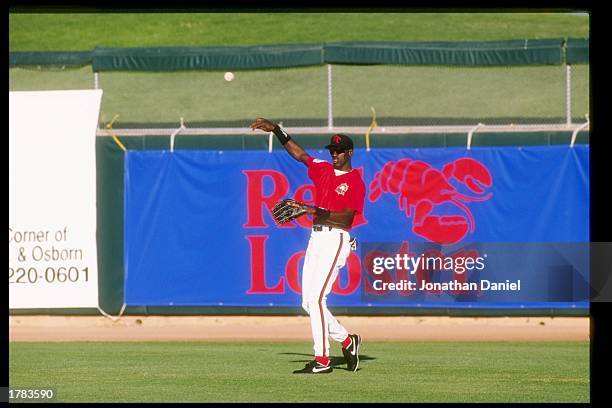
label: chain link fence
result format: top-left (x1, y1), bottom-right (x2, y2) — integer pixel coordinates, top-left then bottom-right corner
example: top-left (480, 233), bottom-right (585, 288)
top-left (9, 63), bottom-right (589, 130)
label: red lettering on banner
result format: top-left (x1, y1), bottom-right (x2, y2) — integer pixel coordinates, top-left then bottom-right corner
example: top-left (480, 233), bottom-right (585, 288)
top-left (293, 185), bottom-right (315, 229)
top-left (450, 249), bottom-right (482, 296)
top-left (246, 235), bottom-right (285, 293)
top-left (450, 249), bottom-right (468, 295)
top-left (395, 241), bottom-right (417, 296)
top-left (416, 250), bottom-right (443, 295)
top-left (243, 168), bottom-right (369, 229)
top-left (363, 250), bottom-right (394, 295)
top-left (243, 170), bottom-right (294, 229)
top-left (243, 167), bottom-right (372, 298)
top-left (331, 253), bottom-right (362, 295)
top-left (285, 251), bottom-right (305, 294)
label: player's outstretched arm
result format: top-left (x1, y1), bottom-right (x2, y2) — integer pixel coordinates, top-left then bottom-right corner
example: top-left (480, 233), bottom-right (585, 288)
top-left (249, 117), bottom-right (310, 165)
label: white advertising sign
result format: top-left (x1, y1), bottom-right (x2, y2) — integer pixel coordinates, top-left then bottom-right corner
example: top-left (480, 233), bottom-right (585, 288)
top-left (9, 90), bottom-right (102, 308)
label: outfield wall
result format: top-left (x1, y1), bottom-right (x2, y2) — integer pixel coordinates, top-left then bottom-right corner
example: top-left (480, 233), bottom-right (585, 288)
top-left (9, 131), bottom-right (590, 317)
top-left (8, 39), bottom-right (591, 316)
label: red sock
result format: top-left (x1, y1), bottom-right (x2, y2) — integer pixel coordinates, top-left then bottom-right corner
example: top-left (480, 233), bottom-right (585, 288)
top-left (341, 336), bottom-right (352, 349)
top-left (315, 356), bottom-right (330, 366)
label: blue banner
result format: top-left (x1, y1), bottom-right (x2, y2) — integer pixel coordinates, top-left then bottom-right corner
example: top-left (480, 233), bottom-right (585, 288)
top-left (124, 145), bottom-right (589, 308)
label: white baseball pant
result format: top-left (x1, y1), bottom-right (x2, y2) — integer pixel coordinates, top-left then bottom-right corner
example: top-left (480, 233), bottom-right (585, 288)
top-left (301, 226), bottom-right (351, 357)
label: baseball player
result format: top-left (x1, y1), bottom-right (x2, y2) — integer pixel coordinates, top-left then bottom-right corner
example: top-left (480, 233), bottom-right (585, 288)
top-left (250, 117), bottom-right (365, 374)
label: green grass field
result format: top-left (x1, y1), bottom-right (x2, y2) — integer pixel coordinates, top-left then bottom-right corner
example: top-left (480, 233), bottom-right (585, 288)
top-left (9, 341), bottom-right (589, 403)
top-left (9, 13), bottom-right (588, 51)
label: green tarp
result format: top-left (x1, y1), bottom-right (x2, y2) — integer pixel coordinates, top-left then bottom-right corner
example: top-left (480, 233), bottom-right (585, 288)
top-left (91, 44), bottom-right (324, 71)
top-left (9, 50), bottom-right (92, 66)
top-left (9, 39), bottom-right (588, 71)
top-left (325, 39), bottom-right (563, 66)
top-left (566, 38), bottom-right (589, 64)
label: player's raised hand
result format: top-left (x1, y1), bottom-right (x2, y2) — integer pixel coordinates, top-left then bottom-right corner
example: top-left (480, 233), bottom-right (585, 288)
top-left (250, 117), bottom-right (276, 132)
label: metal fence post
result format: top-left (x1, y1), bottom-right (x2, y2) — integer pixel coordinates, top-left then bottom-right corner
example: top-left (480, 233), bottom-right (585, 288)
top-left (94, 72), bottom-right (100, 90)
top-left (467, 123), bottom-right (484, 150)
top-left (327, 64), bottom-right (333, 130)
top-left (565, 64), bottom-right (572, 126)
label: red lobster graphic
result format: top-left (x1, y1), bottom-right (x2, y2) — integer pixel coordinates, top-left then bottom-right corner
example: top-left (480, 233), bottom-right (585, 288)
top-left (369, 158), bottom-right (492, 244)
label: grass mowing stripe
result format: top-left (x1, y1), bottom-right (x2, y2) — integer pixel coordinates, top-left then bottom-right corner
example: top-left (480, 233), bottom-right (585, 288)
top-left (9, 13), bottom-right (588, 51)
top-left (9, 341), bottom-right (588, 402)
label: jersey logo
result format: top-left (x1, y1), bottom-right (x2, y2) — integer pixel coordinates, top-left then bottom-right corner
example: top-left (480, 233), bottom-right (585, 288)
top-left (335, 183), bottom-right (349, 196)
top-left (313, 159), bottom-right (326, 163)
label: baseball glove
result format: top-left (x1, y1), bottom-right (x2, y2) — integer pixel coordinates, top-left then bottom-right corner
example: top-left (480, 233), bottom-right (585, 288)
top-left (272, 198), bottom-right (308, 224)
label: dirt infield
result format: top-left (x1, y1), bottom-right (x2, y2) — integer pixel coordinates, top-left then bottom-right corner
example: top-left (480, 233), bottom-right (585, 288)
top-left (9, 315), bottom-right (589, 342)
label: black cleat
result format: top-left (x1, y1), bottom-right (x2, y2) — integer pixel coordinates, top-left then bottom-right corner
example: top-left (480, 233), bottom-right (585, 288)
top-left (342, 334), bottom-right (362, 372)
top-left (293, 360), bottom-right (333, 374)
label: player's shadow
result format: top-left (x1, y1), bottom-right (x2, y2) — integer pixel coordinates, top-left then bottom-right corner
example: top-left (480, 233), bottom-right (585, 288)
top-left (279, 352), bottom-right (376, 371)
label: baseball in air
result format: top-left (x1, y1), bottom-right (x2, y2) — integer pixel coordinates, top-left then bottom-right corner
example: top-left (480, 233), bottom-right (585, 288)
top-left (224, 72), bottom-right (235, 82)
